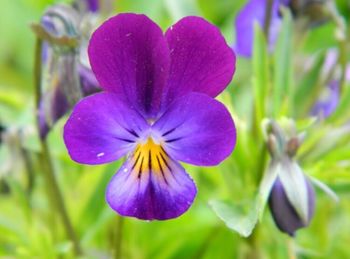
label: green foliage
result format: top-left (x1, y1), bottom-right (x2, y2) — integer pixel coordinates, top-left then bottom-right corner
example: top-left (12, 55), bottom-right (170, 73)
top-left (0, 0), bottom-right (350, 258)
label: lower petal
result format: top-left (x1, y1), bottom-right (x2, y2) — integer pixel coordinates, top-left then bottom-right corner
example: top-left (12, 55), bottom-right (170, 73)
top-left (106, 140), bottom-right (197, 220)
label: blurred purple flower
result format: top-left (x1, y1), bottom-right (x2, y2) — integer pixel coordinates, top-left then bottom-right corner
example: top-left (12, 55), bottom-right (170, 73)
top-left (64, 14), bottom-right (236, 220)
top-left (311, 80), bottom-right (339, 118)
top-left (311, 49), bottom-right (350, 118)
top-left (269, 176), bottom-right (315, 236)
top-left (84, 0), bottom-right (99, 12)
top-left (234, 0), bottom-right (289, 57)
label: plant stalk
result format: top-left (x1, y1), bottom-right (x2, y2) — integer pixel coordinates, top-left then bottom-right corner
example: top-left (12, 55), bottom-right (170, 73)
top-left (33, 37), bottom-right (82, 256)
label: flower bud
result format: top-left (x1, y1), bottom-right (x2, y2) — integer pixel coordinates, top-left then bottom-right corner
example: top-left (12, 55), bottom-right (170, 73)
top-left (36, 3), bottom-right (101, 139)
top-left (269, 176), bottom-right (315, 236)
top-left (289, 0), bottom-right (330, 27)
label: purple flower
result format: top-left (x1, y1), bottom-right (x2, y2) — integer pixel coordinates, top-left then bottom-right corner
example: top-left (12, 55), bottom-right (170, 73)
top-left (269, 176), bottom-right (315, 236)
top-left (63, 14), bottom-right (236, 220)
top-left (234, 0), bottom-right (289, 57)
top-left (311, 49), bottom-right (350, 118)
top-left (311, 80), bottom-right (339, 118)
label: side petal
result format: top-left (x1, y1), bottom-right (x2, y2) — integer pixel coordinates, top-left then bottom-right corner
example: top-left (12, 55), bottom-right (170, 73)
top-left (153, 93), bottom-right (236, 166)
top-left (106, 146), bottom-right (197, 220)
top-left (164, 16), bottom-right (235, 103)
top-left (88, 13), bottom-right (170, 118)
top-left (63, 92), bottom-right (149, 165)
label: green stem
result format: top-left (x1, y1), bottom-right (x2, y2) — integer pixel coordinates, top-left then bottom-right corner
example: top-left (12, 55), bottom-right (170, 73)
top-left (287, 238), bottom-right (296, 259)
top-left (191, 225), bottom-right (220, 259)
top-left (327, 2), bottom-right (348, 94)
top-left (33, 38), bottom-right (82, 256)
top-left (114, 216), bottom-right (124, 259)
top-left (246, 224), bottom-right (262, 259)
top-left (263, 0), bottom-right (274, 39)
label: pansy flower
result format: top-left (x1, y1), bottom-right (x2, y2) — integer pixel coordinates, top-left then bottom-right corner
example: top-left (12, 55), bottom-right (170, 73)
top-left (64, 13), bottom-right (236, 220)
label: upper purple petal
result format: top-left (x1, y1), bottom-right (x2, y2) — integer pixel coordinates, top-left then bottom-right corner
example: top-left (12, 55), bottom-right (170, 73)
top-left (106, 144), bottom-right (197, 220)
top-left (88, 13), bottom-right (170, 118)
top-left (63, 92), bottom-right (149, 165)
top-left (153, 93), bottom-right (236, 166)
top-left (234, 0), bottom-right (282, 57)
top-left (163, 16), bottom-right (235, 104)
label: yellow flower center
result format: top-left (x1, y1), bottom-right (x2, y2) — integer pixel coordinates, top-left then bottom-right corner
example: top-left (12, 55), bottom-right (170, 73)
top-left (131, 138), bottom-right (170, 177)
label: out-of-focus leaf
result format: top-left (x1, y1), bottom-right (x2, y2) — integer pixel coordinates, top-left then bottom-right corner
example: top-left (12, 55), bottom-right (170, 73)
top-left (197, 0), bottom-right (243, 25)
top-left (209, 199), bottom-right (258, 237)
top-left (310, 177), bottom-right (339, 202)
top-left (293, 52), bottom-right (325, 117)
top-left (302, 124), bottom-right (350, 161)
top-left (78, 162), bottom-right (118, 235)
top-left (252, 23), bottom-right (269, 134)
top-left (164, 0), bottom-right (199, 21)
top-left (328, 83), bottom-right (350, 124)
top-left (6, 178), bottom-right (31, 221)
top-left (273, 8), bottom-right (293, 117)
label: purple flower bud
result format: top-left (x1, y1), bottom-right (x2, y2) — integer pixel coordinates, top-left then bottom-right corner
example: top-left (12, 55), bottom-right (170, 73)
top-left (79, 64), bottom-right (100, 96)
top-left (37, 3), bottom-right (101, 139)
top-left (269, 176), bottom-right (315, 236)
top-left (74, 0), bottom-right (100, 13)
top-left (85, 0), bottom-right (99, 12)
top-left (38, 81), bottom-right (70, 139)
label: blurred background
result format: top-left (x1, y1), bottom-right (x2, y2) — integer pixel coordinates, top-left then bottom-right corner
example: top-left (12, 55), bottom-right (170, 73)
top-left (0, 0), bottom-right (350, 258)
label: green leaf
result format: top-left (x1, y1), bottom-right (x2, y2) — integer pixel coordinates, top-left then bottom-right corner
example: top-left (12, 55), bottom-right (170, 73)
top-left (293, 52), bottom-right (326, 117)
top-left (163, 0), bottom-right (199, 21)
top-left (310, 177), bottom-right (339, 203)
top-left (252, 23), bottom-right (269, 132)
top-left (273, 8), bottom-right (293, 117)
top-left (209, 199), bottom-right (258, 237)
top-left (78, 163), bottom-right (118, 236)
top-left (329, 82), bottom-right (350, 124)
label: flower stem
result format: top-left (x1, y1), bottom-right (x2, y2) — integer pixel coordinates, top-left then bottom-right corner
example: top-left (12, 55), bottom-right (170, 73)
top-left (327, 2), bottom-right (348, 95)
top-left (246, 224), bottom-right (262, 259)
top-left (113, 215), bottom-right (124, 259)
top-left (33, 37), bottom-right (82, 256)
top-left (191, 225), bottom-right (220, 259)
top-left (287, 238), bottom-right (296, 259)
top-left (263, 0), bottom-right (274, 39)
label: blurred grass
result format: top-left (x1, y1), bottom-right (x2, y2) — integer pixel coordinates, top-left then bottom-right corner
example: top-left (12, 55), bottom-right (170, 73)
top-left (0, 0), bottom-right (350, 258)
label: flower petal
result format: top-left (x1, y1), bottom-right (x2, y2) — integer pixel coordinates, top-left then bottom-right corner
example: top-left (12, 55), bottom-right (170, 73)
top-left (106, 143), bottom-right (197, 220)
top-left (153, 93), bottom-right (236, 166)
top-left (88, 13), bottom-right (170, 118)
top-left (63, 92), bottom-right (149, 165)
top-left (164, 16), bottom-right (235, 103)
